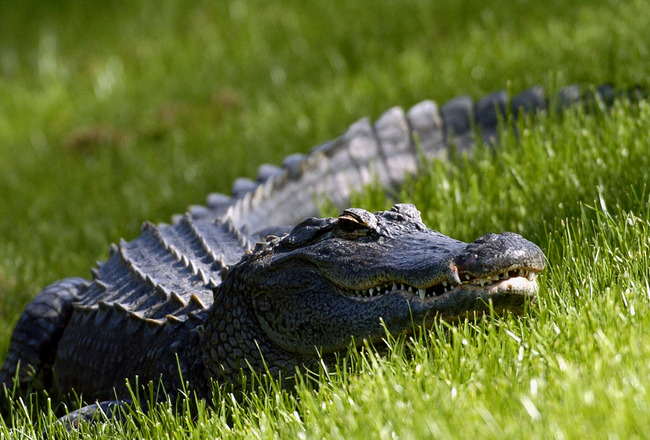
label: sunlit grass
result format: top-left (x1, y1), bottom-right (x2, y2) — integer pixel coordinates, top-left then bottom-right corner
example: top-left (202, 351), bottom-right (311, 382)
top-left (2, 100), bottom-right (649, 440)
top-left (1, 0), bottom-right (650, 438)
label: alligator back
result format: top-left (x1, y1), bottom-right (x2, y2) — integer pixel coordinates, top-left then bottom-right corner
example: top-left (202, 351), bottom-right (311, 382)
top-left (39, 215), bottom-right (253, 399)
top-left (74, 215), bottom-right (251, 322)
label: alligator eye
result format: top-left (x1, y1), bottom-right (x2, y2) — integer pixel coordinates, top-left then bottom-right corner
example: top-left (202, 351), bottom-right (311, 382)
top-left (337, 208), bottom-right (377, 234)
top-left (337, 214), bottom-right (366, 232)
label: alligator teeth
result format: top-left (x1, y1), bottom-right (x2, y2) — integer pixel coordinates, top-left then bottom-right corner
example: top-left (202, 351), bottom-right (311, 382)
top-left (351, 270), bottom-right (539, 300)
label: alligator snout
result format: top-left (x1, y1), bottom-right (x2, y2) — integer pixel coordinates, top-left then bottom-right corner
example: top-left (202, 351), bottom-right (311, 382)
top-left (453, 232), bottom-right (546, 279)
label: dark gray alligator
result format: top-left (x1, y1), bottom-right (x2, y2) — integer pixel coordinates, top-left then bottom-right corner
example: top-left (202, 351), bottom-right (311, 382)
top-left (4, 82), bottom-right (619, 421)
top-left (1, 204), bottom-right (544, 417)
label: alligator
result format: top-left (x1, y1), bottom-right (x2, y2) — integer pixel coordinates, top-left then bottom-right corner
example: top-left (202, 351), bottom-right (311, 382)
top-left (3, 82), bottom-right (623, 422)
top-left (1, 204), bottom-right (545, 423)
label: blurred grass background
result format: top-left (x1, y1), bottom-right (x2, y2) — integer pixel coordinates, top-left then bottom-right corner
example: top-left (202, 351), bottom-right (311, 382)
top-left (1, 0), bottom-right (650, 437)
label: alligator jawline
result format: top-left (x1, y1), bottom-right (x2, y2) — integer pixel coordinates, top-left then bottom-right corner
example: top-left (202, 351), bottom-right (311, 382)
top-left (343, 269), bottom-right (540, 300)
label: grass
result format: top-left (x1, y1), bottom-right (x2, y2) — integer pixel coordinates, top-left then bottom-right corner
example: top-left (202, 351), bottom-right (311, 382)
top-left (1, 0), bottom-right (650, 438)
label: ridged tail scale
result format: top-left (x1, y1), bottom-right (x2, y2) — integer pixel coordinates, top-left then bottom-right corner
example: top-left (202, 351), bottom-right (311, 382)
top-left (187, 85), bottom-right (556, 238)
top-left (192, 83), bottom-right (642, 238)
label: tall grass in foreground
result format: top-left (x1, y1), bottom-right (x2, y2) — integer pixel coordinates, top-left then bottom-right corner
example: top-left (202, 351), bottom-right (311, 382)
top-left (1, 100), bottom-right (649, 439)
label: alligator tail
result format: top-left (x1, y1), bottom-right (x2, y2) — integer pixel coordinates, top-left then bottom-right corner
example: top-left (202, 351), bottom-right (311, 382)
top-left (0, 277), bottom-right (89, 414)
top-left (184, 84), bottom-right (644, 240)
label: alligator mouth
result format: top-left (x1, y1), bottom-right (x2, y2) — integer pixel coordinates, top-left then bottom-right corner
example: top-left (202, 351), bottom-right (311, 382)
top-left (346, 268), bottom-right (540, 300)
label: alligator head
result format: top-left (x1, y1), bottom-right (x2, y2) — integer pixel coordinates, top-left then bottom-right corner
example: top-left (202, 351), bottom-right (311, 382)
top-left (217, 204), bottom-right (545, 358)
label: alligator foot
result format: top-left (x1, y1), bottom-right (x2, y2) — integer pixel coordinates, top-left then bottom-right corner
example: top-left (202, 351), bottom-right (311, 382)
top-left (56, 399), bottom-right (135, 430)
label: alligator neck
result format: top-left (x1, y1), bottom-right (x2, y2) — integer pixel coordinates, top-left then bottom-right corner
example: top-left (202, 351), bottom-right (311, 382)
top-left (200, 282), bottom-right (314, 389)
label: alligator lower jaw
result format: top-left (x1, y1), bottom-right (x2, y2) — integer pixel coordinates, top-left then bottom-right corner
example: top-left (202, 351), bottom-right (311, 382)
top-left (444, 276), bottom-right (539, 299)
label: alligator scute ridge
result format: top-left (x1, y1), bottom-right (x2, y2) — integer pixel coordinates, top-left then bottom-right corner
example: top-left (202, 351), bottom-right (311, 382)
top-left (0, 82), bottom-right (632, 424)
